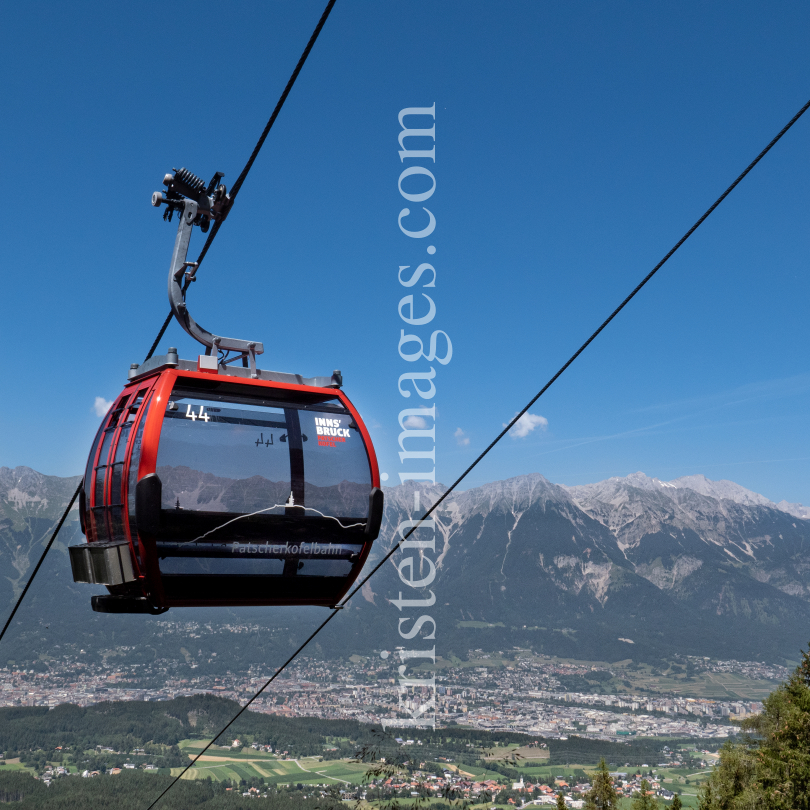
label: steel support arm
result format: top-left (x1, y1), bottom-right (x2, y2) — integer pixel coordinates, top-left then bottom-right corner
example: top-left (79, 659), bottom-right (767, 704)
top-left (167, 201), bottom-right (265, 366)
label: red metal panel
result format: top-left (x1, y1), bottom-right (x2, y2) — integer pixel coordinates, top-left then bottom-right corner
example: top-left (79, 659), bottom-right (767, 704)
top-left (119, 380), bottom-right (158, 582)
top-left (336, 390), bottom-right (380, 489)
top-left (135, 371), bottom-right (176, 607)
top-left (138, 371), bottom-right (176, 479)
top-left (328, 390), bottom-right (380, 606)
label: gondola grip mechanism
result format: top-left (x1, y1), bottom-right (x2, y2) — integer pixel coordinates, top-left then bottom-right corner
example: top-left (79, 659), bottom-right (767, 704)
top-left (154, 168), bottom-right (265, 362)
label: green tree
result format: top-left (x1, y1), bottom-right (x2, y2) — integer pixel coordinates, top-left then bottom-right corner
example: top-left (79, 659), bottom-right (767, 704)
top-left (557, 791), bottom-right (566, 810)
top-left (585, 757), bottom-right (620, 809)
top-left (697, 781), bottom-right (716, 810)
top-left (749, 645), bottom-right (810, 809)
top-left (632, 779), bottom-right (658, 809)
top-left (699, 641), bottom-right (810, 809)
top-left (671, 795), bottom-right (682, 810)
top-left (697, 739), bottom-right (758, 809)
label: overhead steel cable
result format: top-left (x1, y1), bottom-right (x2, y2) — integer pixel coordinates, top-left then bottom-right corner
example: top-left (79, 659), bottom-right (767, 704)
top-left (142, 97), bottom-right (810, 810)
top-left (0, 0), bottom-right (339, 646)
top-left (143, 0), bottom-right (338, 364)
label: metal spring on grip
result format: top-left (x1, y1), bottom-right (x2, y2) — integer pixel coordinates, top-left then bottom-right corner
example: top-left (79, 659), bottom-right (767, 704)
top-left (174, 168), bottom-right (205, 192)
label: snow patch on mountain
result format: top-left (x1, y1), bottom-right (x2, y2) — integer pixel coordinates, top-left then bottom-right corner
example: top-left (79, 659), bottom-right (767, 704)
top-left (564, 471), bottom-right (807, 522)
top-left (776, 501), bottom-right (810, 521)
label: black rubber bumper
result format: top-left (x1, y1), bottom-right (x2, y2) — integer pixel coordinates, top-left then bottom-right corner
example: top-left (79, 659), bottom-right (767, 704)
top-left (91, 595), bottom-right (169, 615)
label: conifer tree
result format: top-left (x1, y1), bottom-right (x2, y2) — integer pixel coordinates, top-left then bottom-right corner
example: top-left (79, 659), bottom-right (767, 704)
top-left (697, 780), bottom-right (715, 810)
top-left (631, 779), bottom-right (658, 809)
top-left (671, 794), bottom-right (682, 810)
top-left (584, 758), bottom-right (620, 809)
top-left (699, 641), bottom-right (810, 808)
top-left (697, 739), bottom-right (757, 809)
top-left (557, 791), bottom-right (566, 810)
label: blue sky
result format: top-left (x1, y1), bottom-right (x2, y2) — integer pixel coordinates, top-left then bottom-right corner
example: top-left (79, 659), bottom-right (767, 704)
top-left (2, 0), bottom-right (808, 505)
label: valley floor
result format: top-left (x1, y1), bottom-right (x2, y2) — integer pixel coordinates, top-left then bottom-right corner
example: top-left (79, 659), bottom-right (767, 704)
top-left (1, 646), bottom-right (775, 742)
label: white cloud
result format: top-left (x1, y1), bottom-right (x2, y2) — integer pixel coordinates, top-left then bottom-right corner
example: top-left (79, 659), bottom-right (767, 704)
top-left (454, 427), bottom-right (470, 447)
top-left (93, 397), bottom-right (113, 417)
top-left (402, 415), bottom-right (428, 429)
top-left (504, 412), bottom-right (548, 439)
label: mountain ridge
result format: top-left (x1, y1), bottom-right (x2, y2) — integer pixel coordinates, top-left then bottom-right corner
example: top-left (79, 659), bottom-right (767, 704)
top-left (564, 470), bottom-right (804, 513)
top-left (365, 470), bottom-right (810, 663)
top-left (1, 465), bottom-right (809, 665)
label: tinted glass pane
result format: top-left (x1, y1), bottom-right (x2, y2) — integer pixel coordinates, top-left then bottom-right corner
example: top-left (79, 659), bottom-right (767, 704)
top-left (109, 422), bottom-right (132, 507)
top-left (124, 392), bottom-right (145, 423)
top-left (126, 396), bottom-right (152, 563)
top-left (84, 426), bottom-right (105, 495)
top-left (92, 508), bottom-right (109, 542)
top-left (93, 429), bottom-right (116, 505)
top-left (108, 396), bottom-right (129, 428)
top-left (109, 506), bottom-right (125, 542)
top-left (159, 556), bottom-right (285, 576)
top-left (126, 396), bottom-right (151, 504)
top-left (93, 474), bottom-right (104, 507)
top-left (156, 393), bottom-right (292, 515)
top-left (114, 423), bottom-right (132, 463)
top-left (84, 424), bottom-right (106, 536)
top-left (110, 463), bottom-right (125, 506)
top-left (152, 383), bottom-right (372, 580)
top-left (156, 539), bottom-right (362, 578)
top-left (299, 409), bottom-right (371, 518)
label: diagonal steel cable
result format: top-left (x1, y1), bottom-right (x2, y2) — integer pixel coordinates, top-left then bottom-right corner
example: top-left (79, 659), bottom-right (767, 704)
top-left (0, 481), bottom-right (81, 645)
top-left (1, 1), bottom-right (339, 647)
top-left (143, 0), bottom-right (338, 363)
top-left (142, 96), bottom-right (810, 810)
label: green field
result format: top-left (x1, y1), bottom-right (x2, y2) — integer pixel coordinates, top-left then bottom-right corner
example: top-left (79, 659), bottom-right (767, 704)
top-left (179, 742), bottom-right (284, 761)
top-left (443, 762), bottom-right (512, 781)
top-left (496, 761), bottom-right (592, 782)
top-left (433, 651), bottom-right (781, 701)
top-left (609, 666), bottom-right (779, 700)
top-left (175, 742), bottom-right (370, 786)
top-left (483, 743), bottom-right (549, 762)
top-left (0, 758), bottom-right (36, 775)
top-left (173, 736), bottom-right (710, 806)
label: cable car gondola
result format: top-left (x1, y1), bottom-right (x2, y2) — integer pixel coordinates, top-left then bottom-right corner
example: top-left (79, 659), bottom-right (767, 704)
top-left (69, 168), bottom-right (383, 614)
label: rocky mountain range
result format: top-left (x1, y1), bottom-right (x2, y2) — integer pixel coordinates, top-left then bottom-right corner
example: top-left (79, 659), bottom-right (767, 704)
top-left (1, 465), bottom-right (808, 666)
top-left (358, 471), bottom-right (810, 663)
top-left (0, 466), bottom-right (83, 611)
top-left (565, 473), bottom-right (810, 598)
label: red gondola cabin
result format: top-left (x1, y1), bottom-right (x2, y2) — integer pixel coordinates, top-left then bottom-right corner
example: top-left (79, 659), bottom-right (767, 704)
top-left (70, 357), bottom-right (383, 613)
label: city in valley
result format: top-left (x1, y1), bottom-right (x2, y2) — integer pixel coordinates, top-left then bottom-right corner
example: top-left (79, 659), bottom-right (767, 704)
top-left (1, 620), bottom-right (780, 741)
